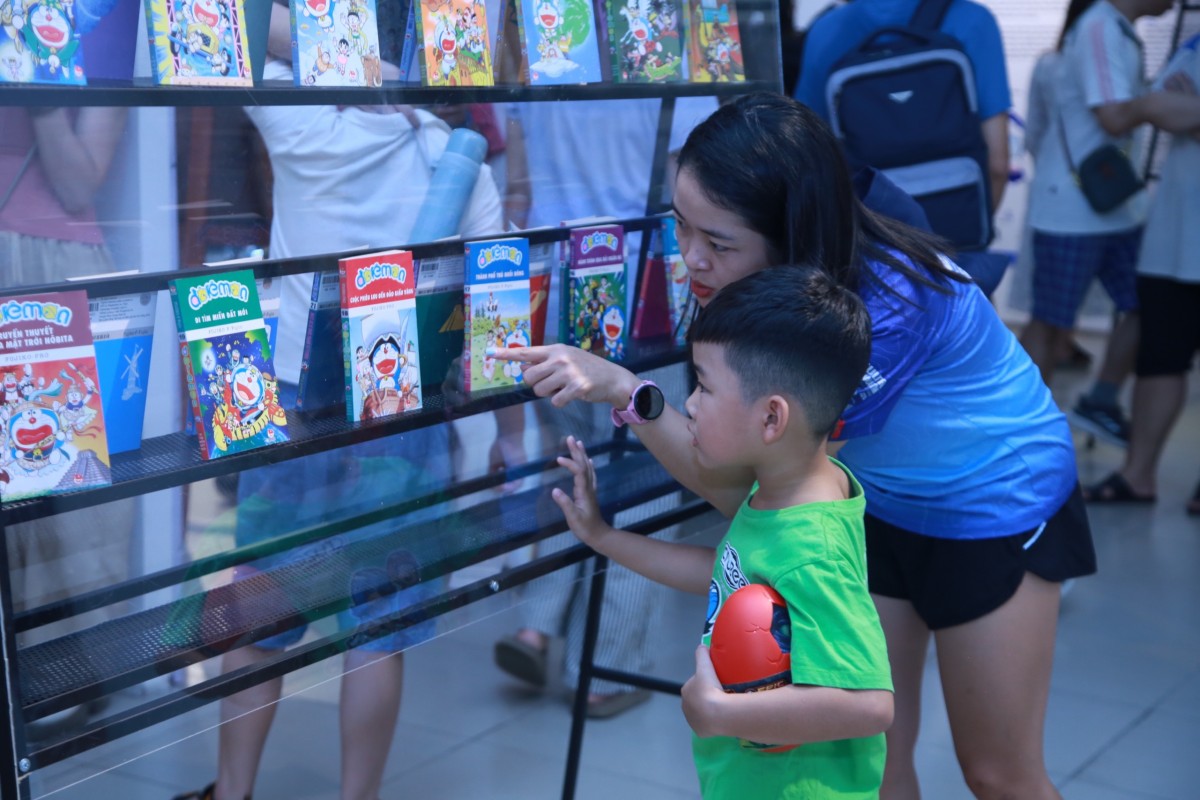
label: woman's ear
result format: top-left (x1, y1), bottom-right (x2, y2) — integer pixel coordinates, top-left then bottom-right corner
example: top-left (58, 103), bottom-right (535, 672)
top-left (761, 394), bottom-right (790, 445)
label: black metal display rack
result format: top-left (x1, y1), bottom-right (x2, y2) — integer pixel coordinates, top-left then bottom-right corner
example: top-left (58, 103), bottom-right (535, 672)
top-left (0, 12), bottom-right (784, 796)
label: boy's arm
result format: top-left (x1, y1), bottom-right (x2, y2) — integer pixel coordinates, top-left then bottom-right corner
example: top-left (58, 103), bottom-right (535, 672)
top-left (682, 646), bottom-right (894, 745)
top-left (552, 436), bottom-right (715, 595)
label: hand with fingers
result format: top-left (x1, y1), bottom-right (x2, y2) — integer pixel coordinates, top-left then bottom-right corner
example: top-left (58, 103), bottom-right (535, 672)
top-left (491, 344), bottom-right (641, 409)
top-left (549, 435), bottom-right (612, 547)
top-left (681, 645), bottom-right (726, 738)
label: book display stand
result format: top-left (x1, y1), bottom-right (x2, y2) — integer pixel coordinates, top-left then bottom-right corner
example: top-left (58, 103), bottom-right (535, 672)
top-left (0, 6), bottom-right (782, 796)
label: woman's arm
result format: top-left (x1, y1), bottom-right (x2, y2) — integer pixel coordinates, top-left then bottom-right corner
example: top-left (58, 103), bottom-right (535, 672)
top-left (30, 107), bottom-right (127, 216)
top-left (682, 646), bottom-right (894, 745)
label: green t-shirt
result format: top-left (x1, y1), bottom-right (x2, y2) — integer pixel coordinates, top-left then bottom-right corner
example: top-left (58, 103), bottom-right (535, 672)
top-left (693, 460), bottom-right (892, 800)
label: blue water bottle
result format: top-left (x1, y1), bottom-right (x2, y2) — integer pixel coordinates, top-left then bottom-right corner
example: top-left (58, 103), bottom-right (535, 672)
top-left (409, 128), bottom-right (489, 243)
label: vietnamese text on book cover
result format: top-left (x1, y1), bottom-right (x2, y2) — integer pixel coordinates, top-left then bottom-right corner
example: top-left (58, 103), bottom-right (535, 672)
top-left (463, 237), bottom-right (530, 392)
top-left (169, 270), bottom-right (288, 460)
top-left (339, 250), bottom-right (422, 422)
top-left (145, 0), bottom-right (253, 85)
top-left (1, 290), bottom-right (111, 502)
top-left (88, 291), bottom-right (157, 455)
top-left (566, 224), bottom-right (627, 360)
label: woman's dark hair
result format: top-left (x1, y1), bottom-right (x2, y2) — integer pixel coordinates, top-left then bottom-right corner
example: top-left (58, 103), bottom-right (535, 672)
top-left (1057, 0), bottom-right (1098, 51)
top-left (675, 93), bottom-right (967, 296)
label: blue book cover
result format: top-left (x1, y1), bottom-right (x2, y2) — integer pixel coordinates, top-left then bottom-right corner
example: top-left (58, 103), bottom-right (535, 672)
top-left (0, 0), bottom-right (87, 85)
top-left (462, 237), bottom-right (530, 392)
top-left (519, 0), bottom-right (601, 85)
top-left (290, 0), bottom-right (384, 86)
top-left (296, 270), bottom-right (345, 413)
top-left (88, 292), bottom-right (157, 455)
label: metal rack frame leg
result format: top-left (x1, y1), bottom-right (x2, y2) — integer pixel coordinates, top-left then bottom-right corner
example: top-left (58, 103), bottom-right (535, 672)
top-left (560, 553), bottom-right (609, 800)
top-left (0, 523), bottom-right (32, 800)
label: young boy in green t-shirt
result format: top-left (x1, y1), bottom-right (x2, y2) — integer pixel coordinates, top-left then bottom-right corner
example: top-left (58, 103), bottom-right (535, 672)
top-left (551, 264), bottom-right (894, 798)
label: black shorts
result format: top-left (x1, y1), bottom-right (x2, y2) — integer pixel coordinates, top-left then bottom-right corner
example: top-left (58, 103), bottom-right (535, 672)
top-left (1135, 276), bottom-right (1200, 377)
top-left (865, 486), bottom-right (1097, 630)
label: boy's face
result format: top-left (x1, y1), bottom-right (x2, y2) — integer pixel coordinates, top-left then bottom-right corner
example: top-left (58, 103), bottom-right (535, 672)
top-left (684, 342), bottom-right (755, 469)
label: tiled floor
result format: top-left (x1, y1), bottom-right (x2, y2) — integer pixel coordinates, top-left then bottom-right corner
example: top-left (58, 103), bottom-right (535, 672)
top-left (26, 344), bottom-right (1200, 800)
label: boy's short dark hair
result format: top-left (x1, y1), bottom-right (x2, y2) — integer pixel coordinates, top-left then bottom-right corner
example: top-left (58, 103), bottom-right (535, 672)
top-left (687, 264), bottom-right (871, 438)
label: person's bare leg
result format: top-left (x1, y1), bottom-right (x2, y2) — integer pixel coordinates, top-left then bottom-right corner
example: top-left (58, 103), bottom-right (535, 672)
top-left (1119, 375), bottom-right (1186, 496)
top-left (1020, 320), bottom-right (1070, 387)
top-left (339, 649), bottom-right (404, 800)
top-left (936, 573), bottom-right (1061, 800)
top-left (215, 646), bottom-right (283, 800)
top-left (875, 595), bottom-right (931, 800)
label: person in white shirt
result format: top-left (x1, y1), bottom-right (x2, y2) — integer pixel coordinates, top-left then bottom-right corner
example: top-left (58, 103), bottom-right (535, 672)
top-left (1019, 0), bottom-right (1200, 448)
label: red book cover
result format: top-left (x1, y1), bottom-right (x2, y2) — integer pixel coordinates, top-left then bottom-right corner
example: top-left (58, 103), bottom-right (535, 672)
top-left (1, 290), bottom-right (112, 502)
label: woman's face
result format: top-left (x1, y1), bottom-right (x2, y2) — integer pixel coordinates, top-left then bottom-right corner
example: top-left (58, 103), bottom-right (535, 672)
top-left (672, 167), bottom-right (772, 308)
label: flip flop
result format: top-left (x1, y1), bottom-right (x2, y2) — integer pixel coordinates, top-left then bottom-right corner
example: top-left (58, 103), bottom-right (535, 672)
top-left (494, 635), bottom-right (548, 688)
top-left (1083, 473), bottom-right (1156, 505)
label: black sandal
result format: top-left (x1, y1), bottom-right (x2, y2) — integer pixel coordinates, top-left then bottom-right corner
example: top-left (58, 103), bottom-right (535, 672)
top-left (170, 783), bottom-right (251, 800)
top-left (1187, 481), bottom-right (1200, 517)
top-left (1083, 473), bottom-right (1156, 505)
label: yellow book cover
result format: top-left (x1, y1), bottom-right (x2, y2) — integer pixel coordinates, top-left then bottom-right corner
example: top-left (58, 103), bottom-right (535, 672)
top-left (416, 0), bottom-right (493, 86)
top-left (144, 0), bottom-right (254, 86)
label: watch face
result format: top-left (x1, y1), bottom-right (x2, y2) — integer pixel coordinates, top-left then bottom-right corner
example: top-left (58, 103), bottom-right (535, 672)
top-left (634, 383), bottom-right (665, 421)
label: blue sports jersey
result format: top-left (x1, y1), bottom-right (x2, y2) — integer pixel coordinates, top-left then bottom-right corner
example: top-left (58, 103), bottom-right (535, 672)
top-left (796, 0), bottom-right (1012, 122)
top-left (833, 258), bottom-right (1077, 539)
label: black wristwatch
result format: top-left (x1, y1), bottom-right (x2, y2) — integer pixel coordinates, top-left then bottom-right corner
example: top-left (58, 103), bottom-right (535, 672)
top-left (611, 380), bottom-right (665, 427)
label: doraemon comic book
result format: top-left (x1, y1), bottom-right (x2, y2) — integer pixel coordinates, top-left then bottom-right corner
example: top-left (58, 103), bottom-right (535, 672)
top-left (415, 0), bottom-right (492, 86)
top-left (1, 290), bottom-right (111, 504)
top-left (338, 249), bottom-right (422, 423)
top-left (518, 0), bottom-right (601, 85)
top-left (145, 0), bottom-right (253, 85)
top-left (685, 0), bottom-right (742, 82)
top-left (169, 270), bottom-right (288, 460)
top-left (289, 0), bottom-right (384, 87)
top-left (463, 237), bottom-right (530, 393)
top-left (566, 224), bottom-right (627, 361)
top-left (0, 0), bottom-right (88, 85)
top-left (605, 0), bottom-right (682, 83)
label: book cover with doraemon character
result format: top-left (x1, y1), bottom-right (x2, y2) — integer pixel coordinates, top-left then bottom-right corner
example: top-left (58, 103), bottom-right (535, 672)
top-left (169, 270), bottom-right (288, 460)
top-left (567, 224), bottom-right (627, 361)
top-left (463, 237), bottom-right (530, 393)
top-left (289, 0), bottom-right (384, 86)
top-left (0, 0), bottom-right (88, 84)
top-left (518, 0), bottom-right (600, 85)
top-left (605, 0), bottom-right (682, 83)
top-left (338, 249), bottom-right (422, 423)
top-left (415, 0), bottom-right (492, 86)
top-left (685, 0), bottom-right (742, 83)
top-left (0, 290), bottom-right (111, 503)
top-left (145, 0), bottom-right (252, 85)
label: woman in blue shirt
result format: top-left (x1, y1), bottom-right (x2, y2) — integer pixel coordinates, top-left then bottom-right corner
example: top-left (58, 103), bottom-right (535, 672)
top-left (497, 94), bottom-right (1095, 799)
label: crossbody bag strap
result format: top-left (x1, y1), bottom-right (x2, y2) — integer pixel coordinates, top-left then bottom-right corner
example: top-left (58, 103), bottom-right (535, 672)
top-left (0, 144), bottom-right (36, 213)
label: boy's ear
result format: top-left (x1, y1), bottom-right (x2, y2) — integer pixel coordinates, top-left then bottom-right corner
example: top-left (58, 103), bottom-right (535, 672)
top-left (761, 395), bottom-right (789, 445)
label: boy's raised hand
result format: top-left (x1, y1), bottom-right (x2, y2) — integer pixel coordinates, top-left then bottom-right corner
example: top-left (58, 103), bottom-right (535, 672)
top-left (550, 435), bottom-right (609, 546)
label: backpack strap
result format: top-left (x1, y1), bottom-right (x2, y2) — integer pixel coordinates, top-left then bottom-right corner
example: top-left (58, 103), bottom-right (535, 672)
top-left (908, 0), bottom-right (954, 31)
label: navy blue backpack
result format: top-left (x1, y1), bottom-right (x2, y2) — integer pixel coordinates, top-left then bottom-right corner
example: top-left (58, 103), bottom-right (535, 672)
top-left (825, 0), bottom-right (993, 251)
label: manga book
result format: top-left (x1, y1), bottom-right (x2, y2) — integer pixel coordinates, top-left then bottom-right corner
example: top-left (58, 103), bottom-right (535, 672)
top-left (463, 237), bottom-right (530, 392)
top-left (415, 0), bottom-right (492, 86)
top-left (566, 224), bottom-right (627, 360)
top-left (290, 0), bottom-right (384, 86)
top-left (145, 0), bottom-right (253, 85)
top-left (685, 0), bottom-right (742, 82)
top-left (0, 0), bottom-right (87, 85)
top-left (169, 270), bottom-right (288, 460)
top-left (296, 270), bottom-right (345, 413)
top-left (88, 291), bottom-right (157, 455)
top-left (1, 290), bottom-right (111, 502)
top-left (339, 250), bottom-right (422, 422)
top-left (605, 0), bottom-right (682, 83)
top-left (518, 0), bottom-right (601, 84)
